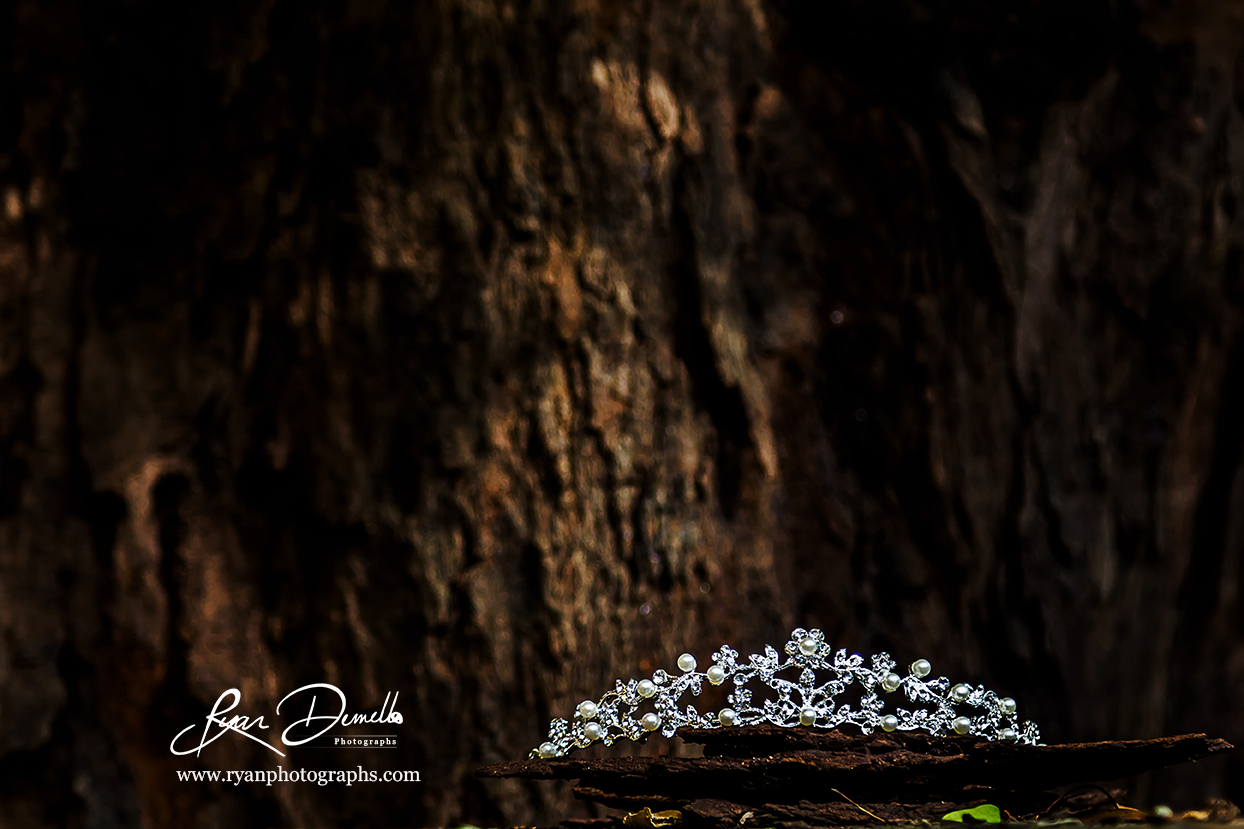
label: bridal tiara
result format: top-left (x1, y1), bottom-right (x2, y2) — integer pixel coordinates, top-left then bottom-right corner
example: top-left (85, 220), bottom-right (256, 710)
top-left (532, 628), bottom-right (1041, 758)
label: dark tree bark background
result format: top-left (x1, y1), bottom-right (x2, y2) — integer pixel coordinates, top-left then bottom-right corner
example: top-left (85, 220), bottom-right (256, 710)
top-left (1, 0), bottom-right (1243, 827)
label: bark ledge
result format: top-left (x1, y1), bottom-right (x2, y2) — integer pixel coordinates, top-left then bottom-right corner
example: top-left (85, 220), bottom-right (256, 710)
top-left (477, 727), bottom-right (1234, 826)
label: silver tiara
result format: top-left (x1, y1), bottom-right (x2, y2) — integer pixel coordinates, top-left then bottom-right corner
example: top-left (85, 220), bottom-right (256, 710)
top-left (532, 628), bottom-right (1041, 758)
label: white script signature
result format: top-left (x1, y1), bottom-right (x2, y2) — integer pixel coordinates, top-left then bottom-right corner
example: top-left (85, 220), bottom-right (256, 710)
top-left (169, 684), bottom-right (403, 757)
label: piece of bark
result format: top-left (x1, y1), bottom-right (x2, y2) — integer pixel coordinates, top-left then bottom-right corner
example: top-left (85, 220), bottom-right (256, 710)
top-left (483, 732), bottom-right (1231, 829)
top-left (478, 730), bottom-right (1233, 807)
top-left (482, 730), bottom-right (1234, 828)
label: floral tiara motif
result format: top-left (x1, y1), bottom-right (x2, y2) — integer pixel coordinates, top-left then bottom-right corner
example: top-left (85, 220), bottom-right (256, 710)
top-left (532, 628), bottom-right (1041, 758)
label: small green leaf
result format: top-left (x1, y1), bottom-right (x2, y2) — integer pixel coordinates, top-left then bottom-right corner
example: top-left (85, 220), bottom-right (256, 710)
top-left (942, 804), bottom-right (1003, 823)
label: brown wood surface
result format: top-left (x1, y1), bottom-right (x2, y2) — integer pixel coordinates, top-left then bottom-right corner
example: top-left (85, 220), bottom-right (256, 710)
top-left (479, 731), bottom-right (1232, 796)
top-left (479, 730), bottom-right (1233, 825)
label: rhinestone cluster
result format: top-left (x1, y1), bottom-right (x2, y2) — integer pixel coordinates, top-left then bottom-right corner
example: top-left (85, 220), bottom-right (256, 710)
top-left (532, 628), bottom-right (1041, 758)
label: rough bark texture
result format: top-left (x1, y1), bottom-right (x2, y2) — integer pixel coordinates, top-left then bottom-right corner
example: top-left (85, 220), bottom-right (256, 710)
top-left (478, 728), bottom-right (1234, 816)
top-left (2, 0), bottom-right (1244, 827)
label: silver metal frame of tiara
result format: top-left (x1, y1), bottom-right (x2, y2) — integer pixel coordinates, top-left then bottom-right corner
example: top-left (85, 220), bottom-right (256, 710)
top-left (532, 627), bottom-right (1041, 758)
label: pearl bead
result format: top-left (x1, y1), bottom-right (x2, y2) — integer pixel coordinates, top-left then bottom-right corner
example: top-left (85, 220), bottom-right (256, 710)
top-left (951, 684), bottom-right (970, 702)
top-left (677, 653), bottom-right (697, 672)
top-left (637, 680), bottom-right (657, 698)
top-left (577, 700), bottom-right (598, 719)
top-left (952, 716), bottom-right (971, 735)
top-left (539, 742), bottom-right (557, 758)
top-left (910, 659), bottom-right (931, 678)
top-left (881, 673), bottom-right (901, 692)
top-left (799, 707), bottom-right (817, 726)
top-left (881, 715), bottom-right (898, 732)
top-left (718, 708), bottom-right (737, 726)
top-left (999, 697), bottom-right (1017, 715)
top-left (707, 665), bottom-right (726, 685)
top-left (799, 636), bottom-right (819, 656)
top-left (641, 712), bottom-right (661, 731)
top-left (584, 722), bottom-right (602, 741)
top-left (999, 727), bottom-right (1016, 742)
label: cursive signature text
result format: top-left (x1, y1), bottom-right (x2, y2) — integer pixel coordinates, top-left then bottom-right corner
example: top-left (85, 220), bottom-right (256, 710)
top-left (169, 684), bottom-right (403, 757)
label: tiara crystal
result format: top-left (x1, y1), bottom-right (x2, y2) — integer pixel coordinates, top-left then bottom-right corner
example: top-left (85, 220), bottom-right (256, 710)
top-left (532, 628), bottom-right (1041, 758)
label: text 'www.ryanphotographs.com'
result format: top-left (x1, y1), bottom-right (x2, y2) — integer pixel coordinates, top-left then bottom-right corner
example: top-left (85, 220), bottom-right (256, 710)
top-left (176, 767), bottom-right (421, 786)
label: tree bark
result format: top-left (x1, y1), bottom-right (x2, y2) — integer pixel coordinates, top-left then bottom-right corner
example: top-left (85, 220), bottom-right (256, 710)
top-left (1, 0), bottom-right (1243, 827)
top-left (478, 729), bottom-right (1234, 810)
top-left (475, 731), bottom-right (1234, 821)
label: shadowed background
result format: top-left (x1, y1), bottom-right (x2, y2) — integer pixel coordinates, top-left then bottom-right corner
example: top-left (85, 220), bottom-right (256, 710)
top-left (1, 0), bottom-right (1243, 826)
